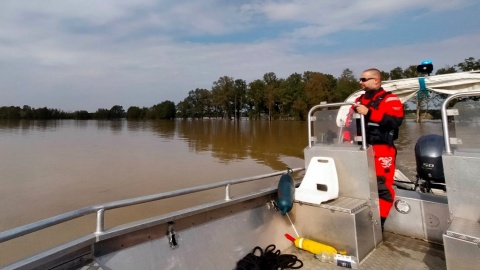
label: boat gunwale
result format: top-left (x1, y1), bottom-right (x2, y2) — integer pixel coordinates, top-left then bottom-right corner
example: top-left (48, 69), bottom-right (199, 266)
top-left (0, 168), bottom-right (304, 245)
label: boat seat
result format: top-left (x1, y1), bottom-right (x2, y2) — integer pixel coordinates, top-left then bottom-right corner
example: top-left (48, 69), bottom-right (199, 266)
top-left (295, 157), bottom-right (339, 205)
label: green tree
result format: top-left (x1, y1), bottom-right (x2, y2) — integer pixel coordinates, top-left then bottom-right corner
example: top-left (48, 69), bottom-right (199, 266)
top-left (109, 105), bottom-right (125, 119)
top-left (247, 79), bottom-right (266, 120)
top-left (152, 101), bottom-right (176, 119)
top-left (279, 73), bottom-right (304, 120)
top-left (196, 88), bottom-right (213, 118)
top-left (233, 79), bottom-right (247, 120)
top-left (74, 110), bottom-right (91, 120)
top-left (304, 71), bottom-right (336, 105)
top-left (0, 106), bottom-right (21, 119)
top-left (335, 68), bottom-right (358, 101)
top-left (182, 88), bottom-right (212, 119)
top-left (212, 76), bottom-right (235, 119)
top-left (126, 106), bottom-right (147, 120)
top-left (34, 107), bottom-right (52, 119)
top-left (176, 100), bottom-right (191, 119)
top-left (436, 65), bottom-right (457, 75)
top-left (456, 57), bottom-right (480, 71)
top-left (380, 71), bottom-right (390, 81)
top-left (94, 108), bottom-right (110, 119)
top-left (389, 67), bottom-right (405, 80)
top-left (21, 105), bottom-right (34, 119)
top-left (404, 65), bottom-right (420, 78)
top-left (263, 72), bottom-right (280, 121)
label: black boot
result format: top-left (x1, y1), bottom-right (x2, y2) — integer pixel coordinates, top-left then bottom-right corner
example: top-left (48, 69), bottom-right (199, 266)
top-left (381, 217), bottom-right (386, 232)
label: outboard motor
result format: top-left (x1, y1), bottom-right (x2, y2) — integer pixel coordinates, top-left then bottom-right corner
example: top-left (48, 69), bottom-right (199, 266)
top-left (414, 134), bottom-right (446, 192)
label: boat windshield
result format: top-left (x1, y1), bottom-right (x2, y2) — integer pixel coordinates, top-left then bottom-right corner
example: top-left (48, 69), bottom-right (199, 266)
top-left (450, 97), bottom-right (480, 153)
top-left (311, 107), bottom-right (359, 148)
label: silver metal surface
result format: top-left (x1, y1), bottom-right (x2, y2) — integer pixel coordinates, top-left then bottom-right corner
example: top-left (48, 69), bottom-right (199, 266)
top-left (2, 235), bottom-right (96, 270)
top-left (355, 205), bottom-right (380, 260)
top-left (291, 201), bottom-right (376, 261)
top-left (303, 143), bottom-right (381, 249)
top-left (385, 195), bottom-right (425, 240)
top-left (304, 145), bottom-right (376, 201)
top-left (307, 102), bottom-right (367, 150)
top-left (450, 137), bottom-right (462, 145)
top-left (446, 217), bottom-right (480, 243)
top-left (7, 196), bottom-right (447, 270)
top-left (385, 189), bottom-right (450, 244)
top-left (446, 109), bottom-right (459, 116)
top-left (444, 234), bottom-right (480, 270)
top-left (392, 89), bottom-right (480, 269)
top-left (225, 184), bottom-right (231, 201)
top-left (95, 209), bottom-right (104, 234)
top-left (359, 112), bottom-right (367, 150)
top-left (441, 91), bottom-right (480, 154)
top-left (285, 232), bottom-right (445, 270)
top-left (443, 152), bottom-right (480, 221)
top-left (94, 185), bottom-right (282, 242)
top-left (314, 196), bottom-right (370, 214)
top-left (2, 187), bottom-right (283, 269)
top-left (94, 200), bottom-right (293, 270)
top-left (423, 199), bottom-right (451, 244)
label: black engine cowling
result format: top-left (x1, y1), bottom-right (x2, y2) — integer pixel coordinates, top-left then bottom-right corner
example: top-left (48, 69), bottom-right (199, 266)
top-left (415, 134), bottom-right (445, 184)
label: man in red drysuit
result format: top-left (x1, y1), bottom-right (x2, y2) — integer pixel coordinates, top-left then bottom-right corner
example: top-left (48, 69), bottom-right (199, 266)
top-left (343, 68), bottom-right (404, 231)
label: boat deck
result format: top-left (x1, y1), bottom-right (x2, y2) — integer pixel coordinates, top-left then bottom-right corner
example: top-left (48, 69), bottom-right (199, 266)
top-left (78, 232), bottom-right (445, 270)
top-left (284, 231), bottom-right (445, 270)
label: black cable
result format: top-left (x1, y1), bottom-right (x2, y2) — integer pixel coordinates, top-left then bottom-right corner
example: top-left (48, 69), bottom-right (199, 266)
top-left (236, 245), bottom-right (303, 270)
top-left (278, 254), bottom-right (303, 269)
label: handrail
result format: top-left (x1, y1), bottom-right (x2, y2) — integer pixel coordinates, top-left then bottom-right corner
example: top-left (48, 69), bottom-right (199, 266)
top-left (0, 167), bottom-right (304, 244)
top-left (441, 91), bottom-right (480, 154)
top-left (307, 102), bottom-right (367, 150)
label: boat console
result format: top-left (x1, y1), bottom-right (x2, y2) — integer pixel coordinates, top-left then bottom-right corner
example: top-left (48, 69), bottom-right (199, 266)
top-left (296, 91), bottom-right (480, 269)
top-left (290, 103), bottom-right (382, 262)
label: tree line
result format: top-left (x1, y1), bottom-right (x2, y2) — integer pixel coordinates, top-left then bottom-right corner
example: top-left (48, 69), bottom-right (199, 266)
top-left (0, 102), bottom-right (176, 120)
top-left (1, 57), bottom-right (478, 121)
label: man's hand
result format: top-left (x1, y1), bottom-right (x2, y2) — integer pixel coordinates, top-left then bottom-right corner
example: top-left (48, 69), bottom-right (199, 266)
top-left (354, 104), bottom-right (369, 115)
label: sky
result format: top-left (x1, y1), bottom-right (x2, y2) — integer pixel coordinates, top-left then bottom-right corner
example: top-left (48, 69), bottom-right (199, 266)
top-left (1, 0), bottom-right (479, 112)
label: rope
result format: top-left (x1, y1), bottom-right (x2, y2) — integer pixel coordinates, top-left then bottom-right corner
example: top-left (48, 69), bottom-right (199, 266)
top-left (286, 212), bottom-right (300, 238)
top-left (236, 244), bottom-right (303, 270)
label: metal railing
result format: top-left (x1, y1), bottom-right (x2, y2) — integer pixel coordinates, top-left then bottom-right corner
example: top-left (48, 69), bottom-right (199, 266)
top-left (441, 91), bottom-right (480, 154)
top-left (305, 91), bottom-right (480, 154)
top-left (0, 168), bottom-right (304, 244)
top-left (307, 102), bottom-right (367, 150)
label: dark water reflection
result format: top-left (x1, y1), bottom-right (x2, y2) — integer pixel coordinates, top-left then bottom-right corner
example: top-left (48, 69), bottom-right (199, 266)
top-left (175, 120), bottom-right (307, 168)
top-left (0, 119), bottom-right (446, 266)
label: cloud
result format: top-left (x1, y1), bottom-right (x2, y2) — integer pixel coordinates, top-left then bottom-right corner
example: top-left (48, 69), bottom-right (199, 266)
top-left (0, 0), bottom-right (479, 111)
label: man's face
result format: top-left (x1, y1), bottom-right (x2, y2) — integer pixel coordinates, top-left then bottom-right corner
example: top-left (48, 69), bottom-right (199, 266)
top-left (359, 72), bottom-right (379, 91)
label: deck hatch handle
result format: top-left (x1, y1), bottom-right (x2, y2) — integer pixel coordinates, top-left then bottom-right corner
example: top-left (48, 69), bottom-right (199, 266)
top-left (167, 222), bottom-right (179, 249)
top-left (317, 184), bottom-right (328, 191)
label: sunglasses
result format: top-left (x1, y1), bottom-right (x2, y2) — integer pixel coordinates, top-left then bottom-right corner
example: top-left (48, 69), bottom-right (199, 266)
top-left (359, 78), bottom-right (375, 82)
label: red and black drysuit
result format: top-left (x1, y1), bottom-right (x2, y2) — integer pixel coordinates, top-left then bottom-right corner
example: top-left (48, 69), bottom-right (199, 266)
top-left (343, 88), bottom-right (404, 228)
